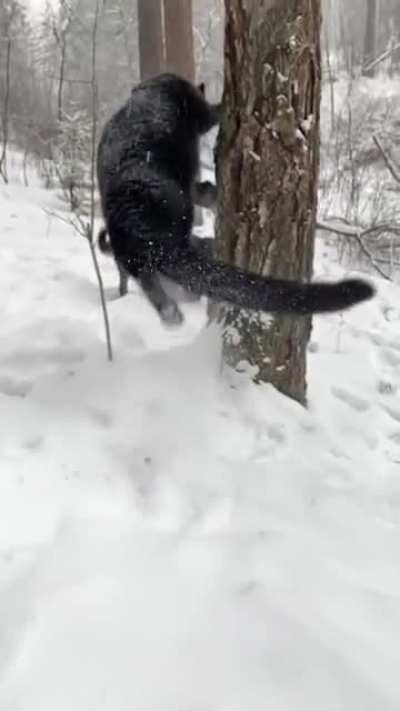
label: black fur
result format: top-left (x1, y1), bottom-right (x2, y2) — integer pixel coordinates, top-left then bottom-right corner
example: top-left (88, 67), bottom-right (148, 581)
top-left (97, 73), bottom-right (374, 324)
top-left (97, 181), bottom-right (217, 298)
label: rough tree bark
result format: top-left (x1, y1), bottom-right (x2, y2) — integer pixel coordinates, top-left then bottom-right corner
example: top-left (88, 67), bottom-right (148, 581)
top-left (215, 0), bottom-right (322, 404)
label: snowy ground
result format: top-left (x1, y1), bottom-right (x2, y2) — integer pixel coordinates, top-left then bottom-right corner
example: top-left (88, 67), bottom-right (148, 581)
top-left (0, 155), bottom-right (400, 711)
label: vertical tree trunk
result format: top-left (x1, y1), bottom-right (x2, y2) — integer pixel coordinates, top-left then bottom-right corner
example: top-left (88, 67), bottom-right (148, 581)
top-left (163, 0), bottom-right (195, 81)
top-left (0, 36), bottom-right (11, 184)
top-left (57, 40), bottom-right (66, 122)
top-left (215, 0), bottom-right (322, 404)
top-left (163, 0), bottom-right (198, 222)
top-left (363, 0), bottom-right (379, 75)
top-left (137, 0), bottom-right (165, 80)
top-left (137, 0), bottom-right (195, 83)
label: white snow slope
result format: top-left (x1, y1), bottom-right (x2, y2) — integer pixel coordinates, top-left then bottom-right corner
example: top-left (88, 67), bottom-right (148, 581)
top-left (0, 156), bottom-right (400, 711)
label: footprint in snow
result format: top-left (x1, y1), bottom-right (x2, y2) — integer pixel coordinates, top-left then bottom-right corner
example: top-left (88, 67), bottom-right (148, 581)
top-left (331, 386), bottom-right (371, 413)
top-left (89, 407), bottom-right (113, 429)
top-left (0, 376), bottom-right (32, 398)
top-left (377, 348), bottom-right (400, 369)
top-left (250, 424), bottom-right (287, 462)
top-left (370, 333), bottom-right (400, 352)
top-left (382, 405), bottom-right (400, 424)
top-left (387, 431), bottom-right (400, 447)
top-left (21, 435), bottom-right (44, 452)
top-left (377, 379), bottom-right (397, 397)
top-left (381, 304), bottom-right (400, 323)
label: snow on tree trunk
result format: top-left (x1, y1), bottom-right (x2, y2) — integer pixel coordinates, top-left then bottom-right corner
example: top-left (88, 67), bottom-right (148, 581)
top-left (215, 0), bottom-right (322, 404)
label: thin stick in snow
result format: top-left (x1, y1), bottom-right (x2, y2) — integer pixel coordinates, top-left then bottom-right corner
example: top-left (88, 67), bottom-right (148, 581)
top-left (86, 0), bottom-right (113, 363)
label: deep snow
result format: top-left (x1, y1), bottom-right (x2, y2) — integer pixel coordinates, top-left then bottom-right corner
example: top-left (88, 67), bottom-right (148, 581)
top-left (0, 153), bottom-right (399, 710)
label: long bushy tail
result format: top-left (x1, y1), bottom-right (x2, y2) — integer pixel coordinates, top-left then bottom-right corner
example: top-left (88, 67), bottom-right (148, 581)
top-left (158, 246), bottom-right (375, 314)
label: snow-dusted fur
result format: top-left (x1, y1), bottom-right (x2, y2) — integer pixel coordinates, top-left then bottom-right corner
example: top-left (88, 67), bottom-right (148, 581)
top-left (97, 73), bottom-right (374, 324)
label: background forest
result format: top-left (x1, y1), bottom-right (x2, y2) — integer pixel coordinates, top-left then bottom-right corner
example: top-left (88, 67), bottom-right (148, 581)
top-left (1, 0), bottom-right (400, 272)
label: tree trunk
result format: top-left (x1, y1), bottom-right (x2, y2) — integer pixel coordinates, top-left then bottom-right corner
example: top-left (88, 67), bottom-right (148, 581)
top-left (215, 0), bottom-right (322, 404)
top-left (163, 0), bottom-right (195, 82)
top-left (137, 0), bottom-right (195, 83)
top-left (0, 35), bottom-right (11, 184)
top-left (137, 0), bottom-right (165, 80)
top-left (163, 0), bottom-right (198, 221)
top-left (362, 0), bottom-right (379, 76)
top-left (57, 40), bottom-right (66, 122)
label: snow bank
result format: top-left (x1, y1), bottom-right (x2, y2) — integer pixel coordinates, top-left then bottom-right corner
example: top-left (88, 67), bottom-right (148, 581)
top-left (0, 162), bottom-right (399, 710)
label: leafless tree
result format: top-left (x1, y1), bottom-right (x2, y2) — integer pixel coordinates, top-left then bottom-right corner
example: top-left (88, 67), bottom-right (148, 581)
top-left (0, 1), bottom-right (17, 184)
top-left (0, 32), bottom-right (11, 183)
top-left (50, 0), bottom-right (75, 122)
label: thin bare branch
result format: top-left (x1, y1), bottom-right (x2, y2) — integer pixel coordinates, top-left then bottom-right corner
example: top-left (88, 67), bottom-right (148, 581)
top-left (373, 134), bottom-right (400, 185)
top-left (318, 219), bottom-right (400, 238)
top-left (43, 206), bottom-right (85, 235)
top-left (88, 0), bottom-right (113, 362)
top-left (363, 42), bottom-right (400, 75)
top-left (317, 220), bottom-right (392, 280)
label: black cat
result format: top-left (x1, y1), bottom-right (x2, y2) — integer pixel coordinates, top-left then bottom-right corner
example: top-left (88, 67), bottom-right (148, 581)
top-left (97, 73), bottom-right (374, 324)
